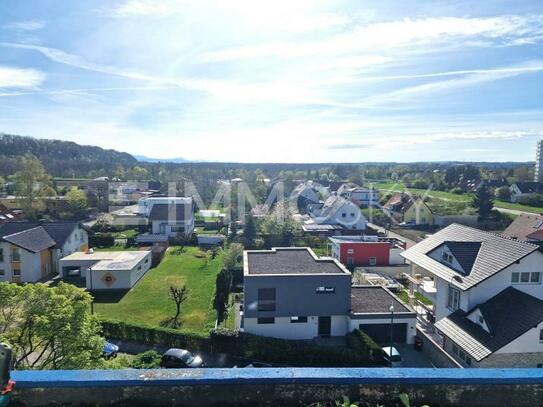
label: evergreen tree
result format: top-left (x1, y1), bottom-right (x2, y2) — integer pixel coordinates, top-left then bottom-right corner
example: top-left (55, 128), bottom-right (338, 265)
top-left (472, 182), bottom-right (494, 220)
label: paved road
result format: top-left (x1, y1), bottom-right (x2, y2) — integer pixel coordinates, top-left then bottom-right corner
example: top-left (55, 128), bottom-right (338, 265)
top-left (494, 206), bottom-right (536, 216)
top-left (368, 222), bottom-right (417, 248)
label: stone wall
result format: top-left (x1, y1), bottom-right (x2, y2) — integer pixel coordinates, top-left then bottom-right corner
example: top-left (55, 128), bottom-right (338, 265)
top-left (11, 367), bottom-right (543, 406)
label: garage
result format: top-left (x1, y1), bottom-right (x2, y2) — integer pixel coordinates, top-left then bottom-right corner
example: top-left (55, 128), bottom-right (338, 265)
top-left (358, 323), bottom-right (407, 343)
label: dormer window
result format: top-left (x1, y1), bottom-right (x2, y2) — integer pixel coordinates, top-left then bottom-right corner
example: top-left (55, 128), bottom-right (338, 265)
top-left (442, 252), bottom-right (453, 263)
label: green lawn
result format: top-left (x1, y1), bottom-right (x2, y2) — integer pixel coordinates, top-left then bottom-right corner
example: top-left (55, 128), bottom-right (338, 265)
top-left (371, 182), bottom-right (472, 202)
top-left (494, 200), bottom-right (543, 214)
top-left (94, 246), bottom-right (223, 334)
top-left (111, 229), bottom-right (139, 239)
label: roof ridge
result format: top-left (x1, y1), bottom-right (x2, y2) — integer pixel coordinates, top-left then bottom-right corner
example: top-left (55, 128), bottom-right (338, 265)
top-left (3, 225), bottom-right (48, 239)
top-left (449, 223), bottom-right (540, 249)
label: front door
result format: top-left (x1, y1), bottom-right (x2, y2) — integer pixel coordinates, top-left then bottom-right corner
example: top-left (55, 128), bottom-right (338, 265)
top-left (318, 316), bottom-right (331, 337)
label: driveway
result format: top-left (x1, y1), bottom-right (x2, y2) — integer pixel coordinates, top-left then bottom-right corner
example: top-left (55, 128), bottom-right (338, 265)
top-left (393, 343), bottom-right (434, 367)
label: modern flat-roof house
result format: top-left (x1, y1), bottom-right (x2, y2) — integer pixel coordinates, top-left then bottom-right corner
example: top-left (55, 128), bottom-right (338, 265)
top-left (59, 250), bottom-right (151, 290)
top-left (383, 193), bottom-right (434, 226)
top-left (0, 222), bottom-right (88, 283)
top-left (502, 213), bottom-right (543, 244)
top-left (306, 196), bottom-right (368, 232)
top-left (337, 184), bottom-right (380, 207)
top-left (329, 235), bottom-right (406, 268)
top-left (138, 196), bottom-right (193, 217)
top-left (402, 223), bottom-right (543, 367)
top-left (243, 247), bottom-right (416, 343)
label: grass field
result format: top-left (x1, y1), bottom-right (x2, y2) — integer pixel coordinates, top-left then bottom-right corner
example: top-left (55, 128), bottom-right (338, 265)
top-left (371, 182), bottom-right (472, 202)
top-left (494, 200), bottom-right (543, 214)
top-left (94, 246), bottom-right (223, 334)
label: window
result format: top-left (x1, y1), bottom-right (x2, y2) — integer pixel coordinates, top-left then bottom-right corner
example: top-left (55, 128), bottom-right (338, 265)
top-left (512, 271), bottom-right (541, 285)
top-left (13, 268), bottom-right (20, 276)
top-left (478, 315), bottom-right (484, 325)
top-left (341, 213), bottom-right (346, 218)
top-left (290, 316), bottom-right (308, 323)
top-left (441, 252), bottom-right (453, 264)
top-left (11, 248), bottom-right (20, 262)
top-left (257, 288), bottom-right (276, 311)
top-left (0, 269), bottom-right (4, 276)
top-left (257, 317), bottom-right (275, 324)
top-left (537, 364), bottom-right (543, 369)
top-left (350, 213), bottom-right (355, 217)
top-left (316, 286), bottom-right (335, 294)
top-left (0, 248), bottom-right (3, 262)
top-left (539, 329), bottom-right (543, 342)
top-left (447, 286), bottom-right (460, 311)
top-left (369, 257), bottom-right (377, 266)
top-left (347, 249), bottom-right (354, 254)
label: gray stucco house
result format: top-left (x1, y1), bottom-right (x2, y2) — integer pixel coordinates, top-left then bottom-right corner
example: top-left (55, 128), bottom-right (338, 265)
top-left (242, 247), bottom-right (416, 342)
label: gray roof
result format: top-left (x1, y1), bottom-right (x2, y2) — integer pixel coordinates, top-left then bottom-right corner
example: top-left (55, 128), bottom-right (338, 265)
top-left (319, 196), bottom-right (349, 219)
top-left (514, 182), bottom-right (543, 194)
top-left (435, 287), bottom-right (543, 361)
top-left (401, 224), bottom-right (539, 290)
top-left (3, 226), bottom-right (56, 253)
top-left (148, 203), bottom-right (192, 221)
top-left (0, 221), bottom-right (79, 251)
top-left (245, 248), bottom-right (348, 275)
top-left (350, 286), bottom-right (413, 315)
top-left (430, 241), bottom-right (481, 274)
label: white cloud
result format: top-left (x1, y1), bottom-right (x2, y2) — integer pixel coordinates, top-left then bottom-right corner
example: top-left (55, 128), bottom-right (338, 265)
top-left (0, 66), bottom-right (45, 89)
top-left (201, 15), bottom-right (543, 61)
top-left (4, 20), bottom-right (45, 32)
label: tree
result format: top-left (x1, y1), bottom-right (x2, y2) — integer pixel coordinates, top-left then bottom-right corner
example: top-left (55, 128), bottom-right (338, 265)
top-left (66, 187), bottom-right (88, 218)
top-left (513, 167), bottom-right (531, 183)
top-left (163, 285), bottom-right (188, 328)
top-left (495, 186), bottom-right (512, 201)
top-left (14, 156), bottom-right (53, 220)
top-left (213, 268), bottom-right (233, 323)
top-left (243, 214), bottom-right (257, 247)
top-left (224, 243), bottom-right (244, 270)
top-left (472, 183), bottom-right (494, 220)
top-left (0, 282), bottom-right (103, 370)
top-left (228, 221), bottom-right (239, 242)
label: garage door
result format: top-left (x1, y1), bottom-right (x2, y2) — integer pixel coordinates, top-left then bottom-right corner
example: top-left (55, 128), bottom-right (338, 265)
top-left (358, 323), bottom-right (407, 343)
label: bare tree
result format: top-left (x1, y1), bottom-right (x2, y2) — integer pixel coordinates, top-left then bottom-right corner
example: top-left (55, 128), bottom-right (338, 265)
top-left (163, 285), bottom-right (188, 328)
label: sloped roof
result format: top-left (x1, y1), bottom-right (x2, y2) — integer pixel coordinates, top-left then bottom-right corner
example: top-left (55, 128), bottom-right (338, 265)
top-left (430, 241), bottom-right (481, 275)
top-left (3, 226), bottom-right (56, 253)
top-left (502, 213), bottom-right (543, 242)
top-left (148, 203), bottom-right (192, 221)
top-left (435, 288), bottom-right (543, 361)
top-left (0, 221), bottom-right (79, 250)
top-left (513, 182), bottom-right (543, 194)
top-left (319, 195), bottom-right (349, 219)
top-left (401, 223), bottom-right (539, 290)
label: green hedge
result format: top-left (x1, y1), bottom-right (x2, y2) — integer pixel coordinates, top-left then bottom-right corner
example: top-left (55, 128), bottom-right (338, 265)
top-left (101, 320), bottom-right (386, 367)
top-left (346, 329), bottom-right (386, 365)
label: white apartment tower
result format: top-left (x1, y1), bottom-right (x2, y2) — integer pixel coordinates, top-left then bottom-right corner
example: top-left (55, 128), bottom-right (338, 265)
top-left (536, 140), bottom-right (543, 182)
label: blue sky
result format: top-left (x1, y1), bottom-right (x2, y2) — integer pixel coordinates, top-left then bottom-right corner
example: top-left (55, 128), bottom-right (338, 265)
top-left (1, 0), bottom-right (543, 163)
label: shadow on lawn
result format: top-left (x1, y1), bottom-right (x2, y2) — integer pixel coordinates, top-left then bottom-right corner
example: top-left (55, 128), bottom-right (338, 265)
top-left (92, 290), bottom-right (130, 304)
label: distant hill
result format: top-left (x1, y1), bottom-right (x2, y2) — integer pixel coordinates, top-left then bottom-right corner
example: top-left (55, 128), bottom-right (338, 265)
top-left (134, 154), bottom-right (189, 163)
top-left (0, 133), bottom-right (138, 177)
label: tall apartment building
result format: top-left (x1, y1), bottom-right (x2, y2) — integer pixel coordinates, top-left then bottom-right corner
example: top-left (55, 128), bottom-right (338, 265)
top-left (536, 140), bottom-right (543, 182)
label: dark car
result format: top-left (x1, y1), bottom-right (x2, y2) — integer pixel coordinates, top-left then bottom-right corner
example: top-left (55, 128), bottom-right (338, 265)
top-left (160, 348), bottom-right (204, 368)
top-left (102, 341), bottom-right (119, 359)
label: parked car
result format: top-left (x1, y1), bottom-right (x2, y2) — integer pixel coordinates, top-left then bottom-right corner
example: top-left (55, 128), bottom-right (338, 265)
top-left (160, 348), bottom-right (204, 368)
top-left (103, 341), bottom-right (119, 359)
top-left (382, 346), bottom-right (403, 367)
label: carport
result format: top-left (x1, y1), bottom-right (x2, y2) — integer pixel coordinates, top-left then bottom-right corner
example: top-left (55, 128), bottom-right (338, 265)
top-left (358, 322), bottom-right (407, 343)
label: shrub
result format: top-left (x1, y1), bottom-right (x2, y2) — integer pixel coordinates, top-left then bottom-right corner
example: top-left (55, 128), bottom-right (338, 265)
top-left (130, 350), bottom-right (162, 369)
top-left (449, 187), bottom-right (463, 195)
top-left (345, 329), bottom-right (385, 365)
top-left (89, 233), bottom-right (115, 248)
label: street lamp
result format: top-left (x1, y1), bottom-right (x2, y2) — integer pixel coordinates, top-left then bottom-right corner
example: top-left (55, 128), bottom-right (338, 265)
top-left (389, 303), bottom-right (394, 368)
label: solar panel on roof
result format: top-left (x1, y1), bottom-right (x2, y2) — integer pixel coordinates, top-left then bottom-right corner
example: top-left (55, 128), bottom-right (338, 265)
top-left (533, 221), bottom-right (543, 229)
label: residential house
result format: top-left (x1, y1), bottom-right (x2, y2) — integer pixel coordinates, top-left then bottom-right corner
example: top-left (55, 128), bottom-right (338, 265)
top-left (243, 247), bottom-right (416, 343)
top-left (138, 196), bottom-right (193, 217)
top-left (329, 235), bottom-right (406, 268)
top-left (509, 182), bottom-right (543, 203)
top-left (59, 250), bottom-right (151, 290)
top-left (502, 213), bottom-right (543, 244)
top-left (402, 223), bottom-right (543, 367)
top-left (149, 202), bottom-right (194, 237)
top-left (337, 184), bottom-right (380, 207)
top-left (0, 195), bottom-right (71, 218)
top-left (0, 221), bottom-right (88, 283)
top-left (290, 183), bottom-right (320, 214)
top-left (306, 196), bottom-right (368, 232)
top-left (0, 204), bottom-right (21, 224)
top-left (383, 193), bottom-right (434, 226)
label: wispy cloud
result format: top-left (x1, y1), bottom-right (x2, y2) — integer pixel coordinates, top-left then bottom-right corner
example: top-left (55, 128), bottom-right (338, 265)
top-left (328, 143), bottom-right (371, 150)
top-left (201, 15), bottom-right (543, 62)
top-left (4, 20), bottom-right (45, 32)
top-left (0, 66), bottom-right (45, 89)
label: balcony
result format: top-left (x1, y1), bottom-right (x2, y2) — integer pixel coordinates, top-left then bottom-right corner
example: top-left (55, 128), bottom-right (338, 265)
top-left (10, 368), bottom-right (543, 406)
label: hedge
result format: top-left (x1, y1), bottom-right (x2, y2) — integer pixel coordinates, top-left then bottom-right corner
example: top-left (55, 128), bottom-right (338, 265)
top-left (101, 320), bottom-right (386, 367)
top-left (89, 234), bottom-right (115, 247)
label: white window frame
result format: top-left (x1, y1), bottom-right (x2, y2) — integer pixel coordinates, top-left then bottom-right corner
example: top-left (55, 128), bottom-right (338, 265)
top-left (447, 286), bottom-right (460, 311)
top-left (512, 271), bottom-right (541, 285)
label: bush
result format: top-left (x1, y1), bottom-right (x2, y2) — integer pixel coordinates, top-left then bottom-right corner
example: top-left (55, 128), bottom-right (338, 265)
top-left (130, 350), bottom-right (162, 369)
top-left (495, 186), bottom-right (511, 201)
top-left (101, 320), bottom-right (384, 367)
top-left (449, 187), bottom-right (463, 195)
top-left (345, 329), bottom-right (385, 365)
top-left (89, 233), bottom-right (115, 248)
